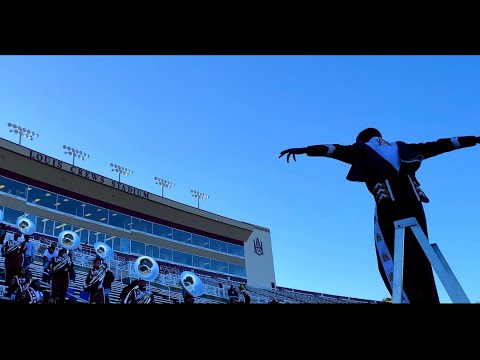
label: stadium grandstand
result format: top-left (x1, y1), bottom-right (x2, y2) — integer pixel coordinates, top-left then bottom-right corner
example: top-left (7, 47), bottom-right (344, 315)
top-left (0, 137), bottom-right (382, 304)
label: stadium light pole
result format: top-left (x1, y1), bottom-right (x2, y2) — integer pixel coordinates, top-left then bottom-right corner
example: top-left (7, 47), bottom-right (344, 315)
top-left (110, 163), bottom-right (133, 182)
top-left (7, 123), bottom-right (39, 145)
top-left (63, 145), bottom-right (90, 166)
top-left (154, 177), bottom-right (175, 197)
top-left (191, 189), bottom-right (209, 209)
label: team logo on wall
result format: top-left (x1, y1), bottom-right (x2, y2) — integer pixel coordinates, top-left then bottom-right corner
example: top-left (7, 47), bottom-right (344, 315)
top-left (253, 238), bottom-right (264, 256)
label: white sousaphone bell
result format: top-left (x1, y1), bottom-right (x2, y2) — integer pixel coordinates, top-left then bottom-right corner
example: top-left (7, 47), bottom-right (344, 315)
top-left (94, 241), bottom-right (114, 261)
top-left (57, 230), bottom-right (81, 252)
top-left (16, 216), bottom-right (36, 235)
top-left (180, 271), bottom-right (205, 297)
top-left (133, 255), bottom-right (159, 282)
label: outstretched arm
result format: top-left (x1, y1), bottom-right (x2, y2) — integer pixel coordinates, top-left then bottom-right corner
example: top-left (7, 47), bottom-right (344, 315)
top-left (407, 136), bottom-right (480, 160)
top-left (279, 144), bottom-right (357, 164)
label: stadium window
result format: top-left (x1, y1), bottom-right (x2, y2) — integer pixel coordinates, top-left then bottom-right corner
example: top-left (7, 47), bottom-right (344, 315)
top-left (112, 237), bottom-right (121, 251)
top-left (27, 186), bottom-right (58, 209)
top-left (79, 228), bottom-right (89, 244)
top-left (35, 216), bottom-right (45, 234)
top-left (227, 243), bottom-right (245, 257)
top-left (159, 248), bottom-right (172, 262)
top-left (97, 233), bottom-right (105, 243)
top-left (2, 207), bottom-right (25, 226)
top-left (88, 230), bottom-right (98, 245)
top-left (130, 240), bottom-right (145, 255)
top-left (172, 229), bottom-right (192, 244)
top-left (211, 259), bottom-right (228, 274)
top-left (210, 239), bottom-right (228, 253)
top-left (192, 234), bottom-right (210, 248)
top-left (153, 223), bottom-right (173, 239)
top-left (56, 196), bottom-right (84, 217)
top-left (146, 244), bottom-right (159, 259)
top-left (53, 221), bottom-right (67, 237)
top-left (83, 204), bottom-right (108, 224)
top-left (193, 255), bottom-right (211, 270)
top-left (173, 251), bottom-right (192, 266)
top-left (44, 218), bottom-right (54, 236)
top-left (108, 211), bottom-right (131, 231)
top-left (120, 238), bottom-right (130, 253)
top-left (228, 263), bottom-right (246, 278)
top-left (0, 176), bottom-right (27, 199)
top-left (131, 217), bottom-right (153, 234)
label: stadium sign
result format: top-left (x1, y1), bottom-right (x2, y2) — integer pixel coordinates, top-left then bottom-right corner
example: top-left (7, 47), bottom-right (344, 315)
top-left (28, 150), bottom-right (149, 199)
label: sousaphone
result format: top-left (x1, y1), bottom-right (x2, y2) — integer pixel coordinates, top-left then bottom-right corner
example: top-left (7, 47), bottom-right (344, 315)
top-left (16, 216), bottom-right (36, 235)
top-left (180, 271), bottom-right (205, 297)
top-left (51, 230), bottom-right (80, 273)
top-left (133, 255), bottom-right (159, 281)
top-left (57, 230), bottom-right (81, 252)
top-left (94, 241), bottom-right (114, 262)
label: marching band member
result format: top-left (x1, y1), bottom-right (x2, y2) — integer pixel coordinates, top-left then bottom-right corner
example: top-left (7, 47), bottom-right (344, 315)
top-left (280, 129), bottom-right (480, 303)
top-left (103, 264), bottom-right (115, 304)
top-left (49, 248), bottom-right (74, 304)
top-left (0, 223), bottom-right (7, 245)
top-left (84, 257), bottom-right (107, 304)
top-left (19, 279), bottom-right (44, 304)
top-left (119, 279), bottom-right (139, 304)
top-left (182, 286), bottom-right (195, 304)
top-left (7, 267), bottom-right (31, 302)
top-left (123, 279), bottom-right (155, 304)
top-left (2, 233), bottom-right (26, 286)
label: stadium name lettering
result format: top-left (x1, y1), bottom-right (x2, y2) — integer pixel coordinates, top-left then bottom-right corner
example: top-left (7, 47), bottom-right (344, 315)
top-left (28, 150), bottom-right (149, 199)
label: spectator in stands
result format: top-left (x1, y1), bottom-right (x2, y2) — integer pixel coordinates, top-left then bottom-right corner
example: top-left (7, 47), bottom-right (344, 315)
top-left (228, 285), bottom-right (239, 304)
top-left (269, 299), bottom-right (279, 304)
top-left (3, 233), bottom-right (25, 286)
top-left (49, 248), bottom-right (74, 304)
top-left (19, 279), bottom-right (43, 304)
top-left (239, 283), bottom-right (251, 304)
top-left (22, 234), bottom-right (36, 270)
top-left (217, 282), bottom-right (225, 297)
top-left (42, 244), bottom-right (57, 283)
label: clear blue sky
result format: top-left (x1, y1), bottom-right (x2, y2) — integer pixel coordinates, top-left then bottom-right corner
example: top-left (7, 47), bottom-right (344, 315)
top-left (1, 55), bottom-right (479, 303)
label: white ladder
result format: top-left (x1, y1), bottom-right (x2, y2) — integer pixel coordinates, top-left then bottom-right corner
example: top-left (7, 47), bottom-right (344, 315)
top-left (392, 217), bottom-right (470, 304)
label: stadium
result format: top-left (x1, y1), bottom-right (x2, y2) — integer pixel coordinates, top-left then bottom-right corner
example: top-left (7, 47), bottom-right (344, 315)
top-left (0, 136), bottom-right (380, 304)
